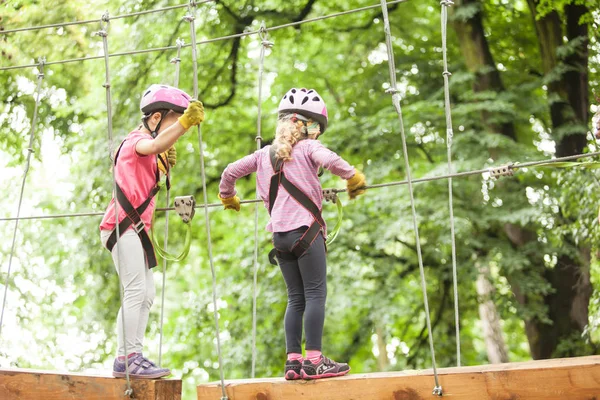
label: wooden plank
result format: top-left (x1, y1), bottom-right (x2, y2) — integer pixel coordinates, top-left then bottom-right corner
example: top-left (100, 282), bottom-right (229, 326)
top-left (0, 368), bottom-right (182, 400)
top-left (197, 356), bottom-right (600, 400)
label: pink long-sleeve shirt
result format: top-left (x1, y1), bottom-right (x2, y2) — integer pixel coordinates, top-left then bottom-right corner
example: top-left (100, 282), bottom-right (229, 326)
top-left (219, 139), bottom-right (355, 233)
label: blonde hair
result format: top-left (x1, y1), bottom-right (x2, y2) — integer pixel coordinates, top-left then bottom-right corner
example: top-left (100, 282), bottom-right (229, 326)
top-left (272, 114), bottom-right (309, 162)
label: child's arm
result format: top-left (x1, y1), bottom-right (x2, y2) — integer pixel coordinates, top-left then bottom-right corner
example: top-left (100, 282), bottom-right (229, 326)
top-left (310, 141), bottom-right (366, 199)
top-left (137, 100), bottom-right (204, 155)
top-left (219, 152), bottom-right (259, 198)
top-left (309, 142), bottom-right (355, 180)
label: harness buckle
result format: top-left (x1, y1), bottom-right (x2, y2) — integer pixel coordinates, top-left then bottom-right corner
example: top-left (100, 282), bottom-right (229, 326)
top-left (174, 195), bottom-right (196, 223)
top-left (133, 220), bottom-right (145, 233)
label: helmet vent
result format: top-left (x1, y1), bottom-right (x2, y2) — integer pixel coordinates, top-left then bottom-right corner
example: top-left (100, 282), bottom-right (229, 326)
top-left (313, 96), bottom-right (320, 102)
top-left (301, 96), bottom-right (309, 105)
top-left (289, 96), bottom-right (295, 104)
top-left (291, 89), bottom-right (297, 93)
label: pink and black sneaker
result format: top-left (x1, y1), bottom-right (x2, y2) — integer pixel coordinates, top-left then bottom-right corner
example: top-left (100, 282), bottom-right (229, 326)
top-left (284, 359), bottom-right (303, 380)
top-left (300, 355), bottom-right (350, 380)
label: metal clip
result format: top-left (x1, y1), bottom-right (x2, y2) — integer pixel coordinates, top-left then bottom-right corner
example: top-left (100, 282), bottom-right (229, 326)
top-left (174, 195), bottom-right (196, 223)
top-left (259, 23), bottom-right (274, 48)
top-left (488, 163), bottom-right (514, 178)
top-left (432, 386), bottom-right (443, 396)
top-left (133, 220), bottom-right (145, 233)
top-left (322, 188), bottom-right (338, 204)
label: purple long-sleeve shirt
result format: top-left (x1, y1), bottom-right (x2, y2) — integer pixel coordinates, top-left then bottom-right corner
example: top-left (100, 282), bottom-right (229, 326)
top-left (219, 139), bottom-right (355, 234)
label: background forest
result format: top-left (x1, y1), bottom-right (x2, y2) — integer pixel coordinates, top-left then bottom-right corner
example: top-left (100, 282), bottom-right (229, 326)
top-left (1, 0), bottom-right (600, 398)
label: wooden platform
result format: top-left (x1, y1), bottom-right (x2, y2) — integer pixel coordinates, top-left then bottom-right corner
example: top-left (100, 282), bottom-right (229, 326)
top-left (197, 356), bottom-right (600, 399)
top-left (0, 368), bottom-right (181, 400)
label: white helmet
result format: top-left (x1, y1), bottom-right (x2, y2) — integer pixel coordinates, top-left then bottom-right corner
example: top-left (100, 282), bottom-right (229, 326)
top-left (278, 88), bottom-right (328, 133)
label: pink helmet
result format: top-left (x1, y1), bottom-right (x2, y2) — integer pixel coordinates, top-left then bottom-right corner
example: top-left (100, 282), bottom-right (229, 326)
top-left (278, 88), bottom-right (328, 133)
top-left (140, 84), bottom-right (191, 115)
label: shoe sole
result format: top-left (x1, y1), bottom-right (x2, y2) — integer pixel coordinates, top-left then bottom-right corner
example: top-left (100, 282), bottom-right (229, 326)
top-left (113, 371), bottom-right (171, 379)
top-left (301, 367), bottom-right (350, 380)
top-left (285, 370), bottom-right (302, 380)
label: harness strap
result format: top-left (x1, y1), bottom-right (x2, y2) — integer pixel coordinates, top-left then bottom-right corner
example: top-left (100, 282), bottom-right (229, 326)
top-left (104, 138), bottom-right (161, 268)
top-left (267, 146), bottom-right (325, 264)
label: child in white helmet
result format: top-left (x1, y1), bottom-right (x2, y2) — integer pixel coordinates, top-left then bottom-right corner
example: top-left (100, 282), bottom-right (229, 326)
top-left (100, 84), bottom-right (204, 379)
top-left (218, 88), bottom-right (366, 380)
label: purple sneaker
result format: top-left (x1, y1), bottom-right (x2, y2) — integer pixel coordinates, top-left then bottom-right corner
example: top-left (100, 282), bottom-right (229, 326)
top-left (113, 354), bottom-right (171, 379)
top-left (301, 355), bottom-right (350, 380)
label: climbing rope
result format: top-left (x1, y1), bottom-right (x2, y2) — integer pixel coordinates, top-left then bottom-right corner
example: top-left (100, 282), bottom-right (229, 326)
top-left (379, 0), bottom-right (442, 396)
top-left (95, 13), bottom-right (133, 397)
top-left (3, 149), bottom-right (600, 223)
top-left (0, 0), bottom-right (410, 72)
top-left (0, 57), bottom-right (45, 345)
top-left (158, 39), bottom-right (185, 366)
top-left (250, 23), bottom-right (273, 379)
top-left (440, 0), bottom-right (461, 367)
top-left (185, 2), bottom-right (228, 398)
top-left (0, 1), bottom-right (215, 35)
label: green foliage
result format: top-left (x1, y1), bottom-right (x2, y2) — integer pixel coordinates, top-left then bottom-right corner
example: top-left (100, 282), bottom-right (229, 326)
top-left (1, 0), bottom-right (599, 398)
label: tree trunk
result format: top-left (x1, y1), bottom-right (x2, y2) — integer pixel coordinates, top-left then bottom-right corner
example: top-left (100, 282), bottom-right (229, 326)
top-left (476, 263), bottom-right (509, 363)
top-left (454, 0), bottom-right (594, 360)
top-left (375, 324), bottom-right (389, 371)
top-left (526, 0), bottom-right (589, 156)
top-left (452, 0), bottom-right (516, 140)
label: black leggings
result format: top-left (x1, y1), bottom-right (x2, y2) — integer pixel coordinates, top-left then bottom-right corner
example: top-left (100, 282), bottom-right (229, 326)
top-left (273, 227), bottom-right (327, 354)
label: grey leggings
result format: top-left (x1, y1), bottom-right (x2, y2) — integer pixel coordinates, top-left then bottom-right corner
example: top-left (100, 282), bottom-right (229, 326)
top-left (273, 227), bottom-right (327, 354)
top-left (101, 229), bottom-right (155, 357)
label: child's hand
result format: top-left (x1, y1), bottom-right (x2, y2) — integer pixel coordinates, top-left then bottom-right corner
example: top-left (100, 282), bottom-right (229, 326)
top-left (346, 169), bottom-right (366, 199)
top-left (218, 193), bottom-right (240, 212)
top-left (157, 147), bottom-right (177, 175)
top-left (178, 100), bottom-right (205, 130)
top-left (166, 146), bottom-right (177, 167)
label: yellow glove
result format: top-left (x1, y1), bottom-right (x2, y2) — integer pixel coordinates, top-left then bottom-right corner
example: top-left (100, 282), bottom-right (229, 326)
top-left (346, 169), bottom-right (366, 199)
top-left (218, 193), bottom-right (240, 212)
top-left (157, 147), bottom-right (177, 175)
top-left (178, 100), bottom-right (205, 130)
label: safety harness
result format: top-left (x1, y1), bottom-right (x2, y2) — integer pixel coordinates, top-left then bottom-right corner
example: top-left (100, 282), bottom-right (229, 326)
top-left (104, 139), bottom-right (169, 269)
top-left (267, 146), bottom-right (326, 265)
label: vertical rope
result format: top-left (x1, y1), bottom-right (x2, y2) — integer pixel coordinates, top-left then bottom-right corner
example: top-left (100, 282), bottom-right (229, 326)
top-left (250, 23), bottom-right (273, 379)
top-left (378, 0), bottom-right (442, 396)
top-left (96, 13), bottom-right (133, 397)
top-left (185, 2), bottom-right (228, 399)
top-left (158, 38), bottom-right (185, 367)
top-left (0, 58), bottom-right (45, 344)
top-left (440, 0), bottom-right (461, 367)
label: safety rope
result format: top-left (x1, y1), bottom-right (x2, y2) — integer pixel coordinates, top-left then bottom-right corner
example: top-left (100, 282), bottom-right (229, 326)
top-left (0, 57), bottom-right (45, 345)
top-left (249, 23), bottom-right (273, 379)
top-left (440, 0), bottom-right (461, 367)
top-left (185, 2), bottom-right (228, 398)
top-left (95, 13), bottom-right (133, 397)
top-left (379, 0), bottom-right (442, 395)
top-left (2, 150), bottom-right (600, 223)
top-left (0, 1), bottom-right (215, 35)
top-left (0, 0), bottom-right (410, 72)
top-left (158, 37), bottom-right (185, 366)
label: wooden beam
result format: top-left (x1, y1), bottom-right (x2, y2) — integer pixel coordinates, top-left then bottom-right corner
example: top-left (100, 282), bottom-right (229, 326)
top-left (0, 368), bottom-right (181, 400)
top-left (197, 356), bottom-right (600, 400)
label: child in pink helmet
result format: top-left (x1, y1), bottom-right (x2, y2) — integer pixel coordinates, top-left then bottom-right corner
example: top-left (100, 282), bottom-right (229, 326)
top-left (99, 84), bottom-right (204, 379)
top-left (218, 88), bottom-right (366, 380)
